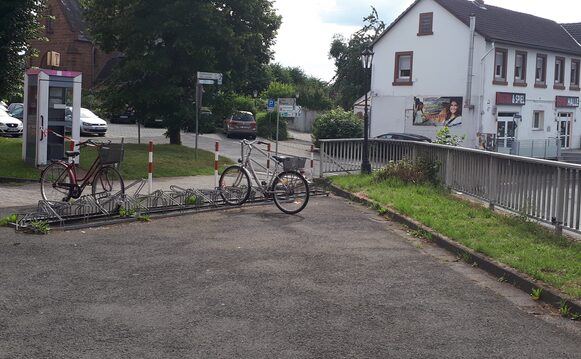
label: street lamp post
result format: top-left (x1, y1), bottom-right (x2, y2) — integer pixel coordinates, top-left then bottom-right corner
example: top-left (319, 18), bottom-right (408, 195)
top-left (361, 47), bottom-right (374, 174)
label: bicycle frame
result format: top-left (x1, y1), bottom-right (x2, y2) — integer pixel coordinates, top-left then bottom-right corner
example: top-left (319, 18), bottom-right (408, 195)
top-left (238, 140), bottom-right (282, 194)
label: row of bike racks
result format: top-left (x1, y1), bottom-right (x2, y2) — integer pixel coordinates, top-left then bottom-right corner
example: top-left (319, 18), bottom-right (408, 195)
top-left (13, 179), bottom-right (328, 232)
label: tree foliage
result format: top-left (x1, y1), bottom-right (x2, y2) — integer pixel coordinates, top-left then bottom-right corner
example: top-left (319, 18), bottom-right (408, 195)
top-left (0, 0), bottom-right (47, 100)
top-left (83, 0), bottom-right (281, 144)
top-left (329, 7), bottom-right (385, 109)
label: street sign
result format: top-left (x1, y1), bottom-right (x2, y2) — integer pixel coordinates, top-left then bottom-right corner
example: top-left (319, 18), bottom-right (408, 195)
top-left (280, 111), bottom-right (299, 118)
top-left (198, 79), bottom-right (216, 85)
top-left (197, 71), bottom-right (223, 85)
top-left (278, 98), bottom-right (296, 107)
top-left (267, 98), bottom-right (276, 112)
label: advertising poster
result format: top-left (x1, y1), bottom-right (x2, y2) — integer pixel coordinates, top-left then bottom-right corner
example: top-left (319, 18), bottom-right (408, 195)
top-left (413, 96), bottom-right (463, 126)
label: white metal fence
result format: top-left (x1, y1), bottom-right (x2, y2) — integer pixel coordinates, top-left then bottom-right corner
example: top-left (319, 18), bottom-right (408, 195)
top-left (320, 138), bottom-right (581, 234)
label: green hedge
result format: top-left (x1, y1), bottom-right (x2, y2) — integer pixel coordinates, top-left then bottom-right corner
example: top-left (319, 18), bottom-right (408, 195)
top-left (312, 107), bottom-right (362, 147)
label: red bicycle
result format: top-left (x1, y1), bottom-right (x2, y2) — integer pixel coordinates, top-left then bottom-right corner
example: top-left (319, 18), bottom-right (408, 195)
top-left (40, 140), bottom-right (125, 202)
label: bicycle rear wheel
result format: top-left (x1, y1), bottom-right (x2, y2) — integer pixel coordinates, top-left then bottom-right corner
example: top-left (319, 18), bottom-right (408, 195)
top-left (92, 166), bottom-right (125, 201)
top-left (219, 165), bottom-right (251, 205)
top-left (40, 162), bottom-right (74, 202)
top-left (272, 171), bottom-right (310, 214)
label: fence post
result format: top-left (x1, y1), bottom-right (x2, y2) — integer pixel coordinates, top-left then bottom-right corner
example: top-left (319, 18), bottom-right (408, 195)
top-left (319, 141), bottom-right (325, 178)
top-left (488, 155), bottom-right (498, 210)
top-left (444, 149), bottom-right (452, 188)
top-left (554, 167), bottom-right (564, 235)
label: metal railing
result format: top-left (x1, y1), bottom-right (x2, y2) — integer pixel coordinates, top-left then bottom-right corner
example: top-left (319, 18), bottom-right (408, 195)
top-left (320, 138), bottom-right (581, 234)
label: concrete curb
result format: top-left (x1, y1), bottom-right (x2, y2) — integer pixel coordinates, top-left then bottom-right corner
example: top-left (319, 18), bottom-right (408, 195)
top-left (328, 183), bottom-right (581, 318)
top-left (0, 177), bottom-right (38, 184)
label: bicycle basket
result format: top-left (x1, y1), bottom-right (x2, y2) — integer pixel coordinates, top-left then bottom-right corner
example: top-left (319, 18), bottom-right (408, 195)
top-left (98, 143), bottom-right (124, 165)
top-left (281, 156), bottom-right (306, 171)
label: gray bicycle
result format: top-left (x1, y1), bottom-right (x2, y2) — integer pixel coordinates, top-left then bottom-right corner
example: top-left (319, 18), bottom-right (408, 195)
top-left (219, 139), bottom-right (309, 214)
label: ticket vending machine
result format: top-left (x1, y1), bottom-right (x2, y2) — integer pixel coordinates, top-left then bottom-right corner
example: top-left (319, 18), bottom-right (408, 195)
top-left (22, 68), bottom-right (82, 166)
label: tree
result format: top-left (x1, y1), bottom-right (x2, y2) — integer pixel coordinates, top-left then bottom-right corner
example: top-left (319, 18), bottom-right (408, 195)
top-left (329, 7), bottom-right (385, 109)
top-left (0, 0), bottom-right (47, 100)
top-left (434, 126), bottom-right (465, 146)
top-left (84, 0), bottom-right (281, 144)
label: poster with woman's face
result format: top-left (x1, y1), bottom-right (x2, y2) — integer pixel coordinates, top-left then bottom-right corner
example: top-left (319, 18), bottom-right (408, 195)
top-left (413, 96), bottom-right (463, 126)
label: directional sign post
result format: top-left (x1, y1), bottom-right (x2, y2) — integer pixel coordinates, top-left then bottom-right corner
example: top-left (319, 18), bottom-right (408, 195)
top-left (275, 98), bottom-right (297, 155)
top-left (195, 72), bottom-right (223, 156)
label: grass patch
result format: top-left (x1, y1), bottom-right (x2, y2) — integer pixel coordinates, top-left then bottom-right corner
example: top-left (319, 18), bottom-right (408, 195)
top-left (0, 138), bottom-right (232, 180)
top-left (331, 174), bottom-right (581, 299)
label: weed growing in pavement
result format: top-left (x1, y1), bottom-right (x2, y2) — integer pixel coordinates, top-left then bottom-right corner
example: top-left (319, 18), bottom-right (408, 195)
top-left (559, 300), bottom-right (571, 318)
top-left (119, 207), bottom-right (136, 218)
top-left (410, 228), bottom-right (433, 241)
top-left (571, 312), bottom-right (581, 321)
top-left (30, 220), bottom-right (50, 234)
top-left (137, 214), bottom-right (150, 222)
top-left (0, 214), bottom-right (17, 226)
top-left (458, 251), bottom-right (472, 264)
top-left (530, 287), bottom-right (543, 301)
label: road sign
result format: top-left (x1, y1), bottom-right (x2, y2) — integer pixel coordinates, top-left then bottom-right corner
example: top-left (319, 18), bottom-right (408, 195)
top-left (280, 111), bottom-right (299, 118)
top-left (198, 79), bottom-right (216, 85)
top-left (197, 72), bottom-right (223, 85)
top-left (267, 98), bottom-right (276, 112)
top-left (278, 98), bottom-right (296, 107)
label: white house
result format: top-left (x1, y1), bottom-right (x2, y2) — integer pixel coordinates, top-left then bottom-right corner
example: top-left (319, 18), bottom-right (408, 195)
top-left (369, 0), bottom-right (581, 152)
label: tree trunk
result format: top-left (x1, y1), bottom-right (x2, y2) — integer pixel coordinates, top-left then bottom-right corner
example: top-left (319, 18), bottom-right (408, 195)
top-left (167, 127), bottom-right (181, 145)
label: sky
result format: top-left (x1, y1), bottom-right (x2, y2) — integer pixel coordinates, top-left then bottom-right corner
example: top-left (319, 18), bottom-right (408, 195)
top-left (272, 0), bottom-right (581, 83)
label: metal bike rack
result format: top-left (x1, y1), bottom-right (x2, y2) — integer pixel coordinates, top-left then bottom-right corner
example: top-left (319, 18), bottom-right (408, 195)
top-left (12, 179), bottom-right (328, 232)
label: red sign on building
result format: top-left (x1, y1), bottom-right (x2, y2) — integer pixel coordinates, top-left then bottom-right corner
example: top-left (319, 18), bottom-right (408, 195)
top-left (555, 96), bottom-right (579, 108)
top-left (496, 92), bottom-right (526, 105)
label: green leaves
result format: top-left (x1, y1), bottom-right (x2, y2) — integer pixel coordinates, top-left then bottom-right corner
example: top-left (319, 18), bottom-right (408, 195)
top-left (84, 0), bottom-right (281, 144)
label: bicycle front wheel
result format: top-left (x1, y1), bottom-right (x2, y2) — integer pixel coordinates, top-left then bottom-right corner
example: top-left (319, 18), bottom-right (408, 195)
top-left (272, 171), bottom-right (310, 214)
top-left (92, 166), bottom-right (125, 201)
top-left (219, 165), bottom-right (251, 205)
top-left (40, 162), bottom-right (73, 202)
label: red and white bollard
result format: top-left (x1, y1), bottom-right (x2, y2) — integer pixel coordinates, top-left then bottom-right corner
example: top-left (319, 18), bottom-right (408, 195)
top-left (148, 141), bottom-right (154, 194)
top-left (214, 141), bottom-right (220, 188)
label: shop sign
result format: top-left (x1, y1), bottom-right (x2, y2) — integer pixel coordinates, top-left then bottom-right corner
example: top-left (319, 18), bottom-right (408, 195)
top-left (555, 96), bottom-right (579, 108)
top-left (496, 92), bottom-right (526, 105)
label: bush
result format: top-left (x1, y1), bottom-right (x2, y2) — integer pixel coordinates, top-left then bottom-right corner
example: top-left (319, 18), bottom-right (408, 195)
top-left (312, 107), bottom-right (362, 147)
top-left (256, 111), bottom-right (288, 140)
top-left (373, 158), bottom-right (440, 185)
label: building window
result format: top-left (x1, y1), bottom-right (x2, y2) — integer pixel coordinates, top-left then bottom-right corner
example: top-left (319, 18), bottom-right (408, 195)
top-left (571, 59), bottom-right (580, 90)
top-left (535, 54), bottom-right (547, 88)
top-left (493, 48), bottom-right (508, 85)
top-left (418, 12), bottom-right (433, 36)
top-left (533, 111), bottom-right (544, 130)
top-left (46, 6), bottom-right (54, 34)
top-left (554, 56), bottom-right (565, 89)
top-left (393, 51), bottom-right (413, 86)
top-left (513, 51), bottom-right (527, 86)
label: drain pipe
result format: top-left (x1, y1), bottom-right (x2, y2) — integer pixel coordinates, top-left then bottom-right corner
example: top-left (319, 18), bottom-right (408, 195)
top-left (465, 13), bottom-right (476, 109)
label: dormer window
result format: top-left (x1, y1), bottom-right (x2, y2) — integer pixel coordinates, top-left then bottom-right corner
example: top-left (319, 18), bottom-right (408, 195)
top-left (418, 12), bottom-right (433, 36)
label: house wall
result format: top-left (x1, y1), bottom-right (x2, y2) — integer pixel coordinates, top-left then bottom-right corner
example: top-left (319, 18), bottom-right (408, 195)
top-left (371, 0), bottom-right (581, 150)
top-left (27, 0), bottom-right (115, 90)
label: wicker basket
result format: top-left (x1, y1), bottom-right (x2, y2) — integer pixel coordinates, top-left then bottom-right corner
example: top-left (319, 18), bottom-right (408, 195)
top-left (281, 156), bottom-right (306, 171)
top-left (98, 143), bottom-right (124, 165)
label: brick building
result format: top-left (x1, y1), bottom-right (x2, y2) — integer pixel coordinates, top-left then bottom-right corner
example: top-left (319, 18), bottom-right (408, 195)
top-left (27, 0), bottom-right (119, 90)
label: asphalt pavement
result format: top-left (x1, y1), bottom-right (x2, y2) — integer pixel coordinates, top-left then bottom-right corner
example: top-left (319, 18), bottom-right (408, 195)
top-left (0, 196), bottom-right (579, 358)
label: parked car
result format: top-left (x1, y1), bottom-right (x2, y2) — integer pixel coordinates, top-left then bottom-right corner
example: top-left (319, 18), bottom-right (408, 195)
top-left (8, 103), bottom-right (23, 120)
top-left (0, 108), bottom-right (23, 137)
top-left (110, 108), bottom-right (136, 124)
top-left (224, 111), bottom-right (256, 139)
top-left (66, 107), bottom-right (108, 136)
top-left (7, 102), bottom-right (23, 114)
top-left (376, 132), bottom-right (432, 142)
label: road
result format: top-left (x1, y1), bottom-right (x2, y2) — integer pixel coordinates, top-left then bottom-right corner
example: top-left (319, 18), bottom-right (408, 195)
top-left (0, 196), bottom-right (579, 358)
